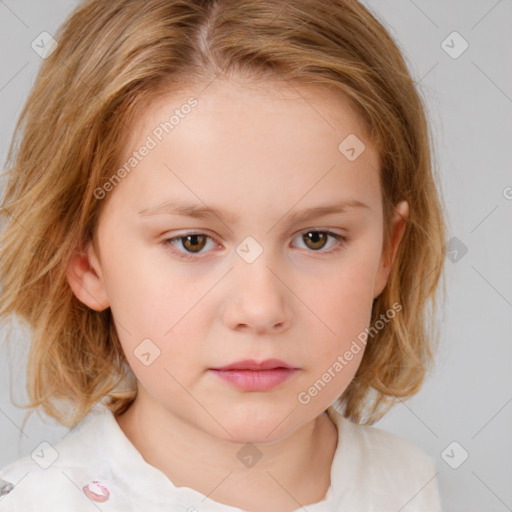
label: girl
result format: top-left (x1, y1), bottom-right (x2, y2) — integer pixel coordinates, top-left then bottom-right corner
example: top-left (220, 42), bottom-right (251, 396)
top-left (0, 0), bottom-right (447, 510)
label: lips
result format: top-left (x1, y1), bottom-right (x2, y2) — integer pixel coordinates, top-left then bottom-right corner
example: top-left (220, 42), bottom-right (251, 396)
top-left (211, 358), bottom-right (296, 371)
top-left (210, 359), bottom-right (299, 391)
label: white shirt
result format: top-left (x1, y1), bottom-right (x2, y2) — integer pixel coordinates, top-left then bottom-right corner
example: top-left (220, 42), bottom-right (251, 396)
top-left (0, 403), bottom-right (443, 511)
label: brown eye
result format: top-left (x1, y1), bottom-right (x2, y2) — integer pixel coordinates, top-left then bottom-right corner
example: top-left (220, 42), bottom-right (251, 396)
top-left (164, 232), bottom-right (220, 260)
top-left (181, 234), bottom-right (208, 253)
top-left (302, 231), bottom-right (329, 250)
top-left (293, 230), bottom-right (347, 253)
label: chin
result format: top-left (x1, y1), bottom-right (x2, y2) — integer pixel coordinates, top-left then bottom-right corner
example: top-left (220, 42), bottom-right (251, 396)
top-left (220, 425), bottom-right (289, 446)
top-left (206, 405), bottom-right (302, 446)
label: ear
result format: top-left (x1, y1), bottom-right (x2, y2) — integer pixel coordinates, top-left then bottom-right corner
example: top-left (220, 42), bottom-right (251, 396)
top-left (373, 200), bottom-right (409, 299)
top-left (65, 239), bottom-right (110, 311)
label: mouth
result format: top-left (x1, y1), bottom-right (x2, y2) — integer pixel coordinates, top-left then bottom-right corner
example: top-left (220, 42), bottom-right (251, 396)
top-left (209, 359), bottom-right (299, 391)
top-left (211, 358), bottom-right (297, 371)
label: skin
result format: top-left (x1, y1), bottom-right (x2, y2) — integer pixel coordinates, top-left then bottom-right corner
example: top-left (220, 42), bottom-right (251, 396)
top-left (66, 77), bottom-right (408, 511)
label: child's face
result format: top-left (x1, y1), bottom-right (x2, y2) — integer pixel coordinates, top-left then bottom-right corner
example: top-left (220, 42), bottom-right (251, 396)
top-left (69, 79), bottom-right (406, 443)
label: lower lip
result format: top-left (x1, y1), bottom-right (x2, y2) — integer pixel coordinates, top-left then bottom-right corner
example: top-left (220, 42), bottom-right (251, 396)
top-left (210, 368), bottom-right (298, 391)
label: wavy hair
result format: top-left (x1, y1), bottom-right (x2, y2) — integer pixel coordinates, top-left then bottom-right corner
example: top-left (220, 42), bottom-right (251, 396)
top-left (0, 0), bottom-right (447, 430)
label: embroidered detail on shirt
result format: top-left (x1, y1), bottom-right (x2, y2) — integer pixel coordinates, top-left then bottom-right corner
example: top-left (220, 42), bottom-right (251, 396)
top-left (83, 480), bottom-right (110, 502)
top-left (0, 479), bottom-right (14, 497)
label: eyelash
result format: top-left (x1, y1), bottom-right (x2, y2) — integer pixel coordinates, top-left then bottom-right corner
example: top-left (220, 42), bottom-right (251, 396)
top-left (163, 230), bottom-right (349, 261)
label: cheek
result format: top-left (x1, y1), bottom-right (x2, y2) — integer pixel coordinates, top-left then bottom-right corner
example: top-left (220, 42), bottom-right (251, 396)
top-left (303, 246), bottom-right (381, 362)
top-left (319, 255), bottom-right (378, 323)
top-left (102, 248), bottom-right (209, 375)
top-left (100, 239), bottom-right (179, 326)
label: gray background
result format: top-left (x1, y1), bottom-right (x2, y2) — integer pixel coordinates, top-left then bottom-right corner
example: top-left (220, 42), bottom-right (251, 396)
top-left (0, 1), bottom-right (511, 510)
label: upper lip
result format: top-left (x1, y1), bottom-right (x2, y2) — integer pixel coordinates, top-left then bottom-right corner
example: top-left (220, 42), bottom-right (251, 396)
top-left (211, 359), bottom-right (297, 371)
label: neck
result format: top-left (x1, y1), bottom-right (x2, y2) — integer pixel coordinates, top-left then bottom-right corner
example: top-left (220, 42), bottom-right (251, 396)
top-left (115, 395), bottom-right (338, 511)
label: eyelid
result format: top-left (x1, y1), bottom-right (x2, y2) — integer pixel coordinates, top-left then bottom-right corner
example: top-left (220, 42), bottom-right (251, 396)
top-left (163, 228), bottom-right (349, 260)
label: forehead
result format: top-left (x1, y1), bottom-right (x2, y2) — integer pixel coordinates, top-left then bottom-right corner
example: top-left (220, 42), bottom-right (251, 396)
top-left (127, 78), bottom-right (372, 150)
top-left (109, 78), bottom-right (381, 220)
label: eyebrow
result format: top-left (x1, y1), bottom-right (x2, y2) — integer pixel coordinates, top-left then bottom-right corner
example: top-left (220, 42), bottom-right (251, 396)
top-left (137, 199), bottom-right (370, 224)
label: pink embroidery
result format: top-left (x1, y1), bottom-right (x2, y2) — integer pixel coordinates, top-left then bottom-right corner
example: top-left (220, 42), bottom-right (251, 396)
top-left (83, 480), bottom-right (110, 502)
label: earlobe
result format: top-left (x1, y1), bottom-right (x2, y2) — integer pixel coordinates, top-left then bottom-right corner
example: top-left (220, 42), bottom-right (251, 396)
top-left (65, 240), bottom-right (110, 311)
top-left (373, 200), bottom-right (409, 299)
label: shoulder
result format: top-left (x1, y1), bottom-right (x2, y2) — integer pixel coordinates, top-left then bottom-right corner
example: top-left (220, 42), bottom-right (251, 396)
top-left (326, 406), bottom-right (442, 511)
top-left (0, 406), bottom-right (116, 511)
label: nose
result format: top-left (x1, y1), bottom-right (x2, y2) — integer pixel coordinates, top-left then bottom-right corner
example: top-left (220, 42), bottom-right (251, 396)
top-left (222, 256), bottom-right (293, 335)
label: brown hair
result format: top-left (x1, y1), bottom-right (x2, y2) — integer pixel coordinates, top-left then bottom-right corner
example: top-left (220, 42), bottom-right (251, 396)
top-left (0, 0), bottom-right (446, 430)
